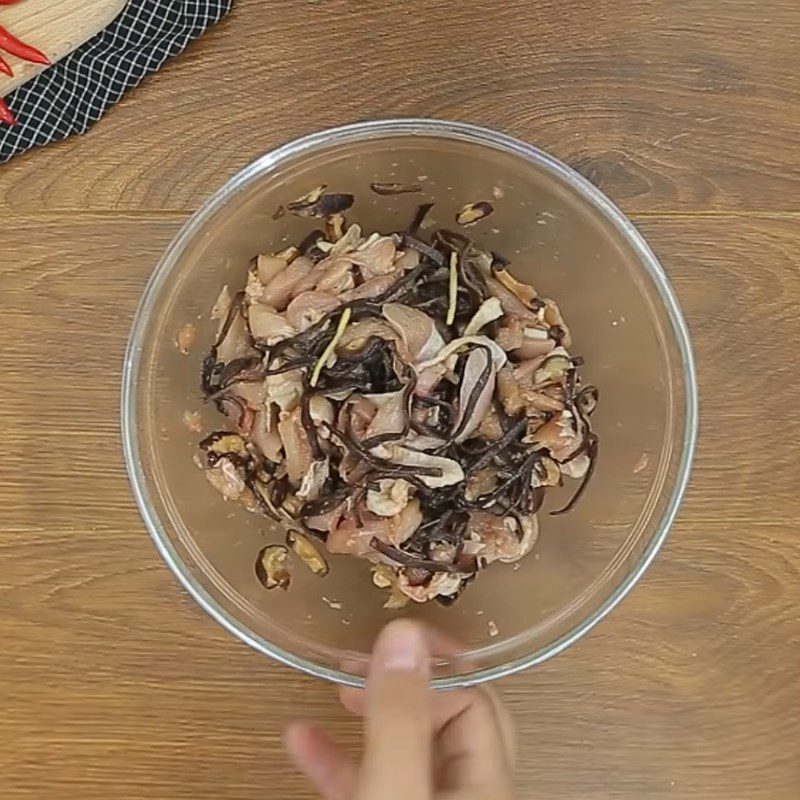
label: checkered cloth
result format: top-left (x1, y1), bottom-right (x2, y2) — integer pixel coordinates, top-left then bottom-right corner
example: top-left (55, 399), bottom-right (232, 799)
top-left (0, 0), bottom-right (232, 163)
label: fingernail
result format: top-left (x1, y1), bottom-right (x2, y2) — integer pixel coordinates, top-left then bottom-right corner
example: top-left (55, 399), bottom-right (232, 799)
top-left (376, 620), bottom-right (428, 673)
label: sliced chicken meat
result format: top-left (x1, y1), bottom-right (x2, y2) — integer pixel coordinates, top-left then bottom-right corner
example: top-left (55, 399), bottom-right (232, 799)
top-left (277, 408), bottom-right (313, 486)
top-left (327, 499), bottom-right (423, 556)
top-left (349, 235), bottom-right (396, 278)
top-left (248, 303), bottom-right (296, 343)
top-left (382, 303), bottom-right (445, 362)
top-left (340, 270), bottom-right (402, 302)
top-left (261, 255), bottom-right (314, 310)
top-left (250, 408), bottom-right (283, 462)
top-left (256, 254), bottom-right (289, 285)
top-left (285, 291), bottom-right (340, 331)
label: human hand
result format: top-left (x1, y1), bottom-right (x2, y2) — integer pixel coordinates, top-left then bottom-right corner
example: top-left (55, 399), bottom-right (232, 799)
top-left (285, 620), bottom-right (516, 800)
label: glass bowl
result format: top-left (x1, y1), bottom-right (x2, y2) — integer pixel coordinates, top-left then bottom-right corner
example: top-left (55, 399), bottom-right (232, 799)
top-left (122, 119), bottom-right (697, 688)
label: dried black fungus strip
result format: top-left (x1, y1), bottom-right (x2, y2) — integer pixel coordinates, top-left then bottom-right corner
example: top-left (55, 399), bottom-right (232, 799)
top-left (548, 325), bottom-right (567, 345)
top-left (402, 233), bottom-right (446, 267)
top-left (474, 467), bottom-right (524, 510)
top-left (413, 394), bottom-right (456, 417)
top-left (448, 345), bottom-right (494, 442)
top-left (201, 354), bottom-right (224, 396)
top-left (367, 470), bottom-right (433, 496)
top-left (490, 250), bottom-right (510, 269)
top-left (213, 291), bottom-right (246, 349)
top-left (466, 417), bottom-right (527, 475)
top-left (203, 356), bottom-right (265, 405)
top-left (218, 356), bottom-right (263, 387)
top-left (405, 510), bottom-right (462, 553)
top-left (550, 434), bottom-right (598, 515)
top-left (478, 451), bottom-right (543, 519)
top-left (434, 229), bottom-right (472, 251)
top-left (370, 182), bottom-right (422, 195)
top-left (310, 338), bottom-right (402, 396)
top-left (359, 429), bottom-right (409, 449)
top-left (361, 351), bottom-right (419, 450)
top-left (264, 357), bottom-right (316, 376)
top-left (564, 365), bottom-right (578, 403)
top-left (270, 475), bottom-right (290, 509)
top-left (297, 229), bottom-right (327, 258)
top-left (246, 476), bottom-right (282, 521)
top-left (407, 203), bottom-right (435, 235)
top-left (217, 395), bottom-right (250, 430)
top-left (265, 315), bottom-right (336, 367)
top-left (460, 257), bottom-right (490, 304)
top-left (300, 488), bottom-right (350, 519)
top-left (301, 393), bottom-right (324, 460)
top-left (370, 538), bottom-right (463, 573)
top-left (403, 567), bottom-right (434, 586)
top-left (557, 421), bottom-right (592, 466)
top-left (527, 485), bottom-right (546, 515)
top-left (433, 231), bottom-right (490, 304)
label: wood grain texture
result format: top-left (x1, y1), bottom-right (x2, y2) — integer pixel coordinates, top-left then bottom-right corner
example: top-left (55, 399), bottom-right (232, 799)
top-left (1, 1), bottom-right (799, 798)
top-left (0, 0), bottom-right (798, 213)
top-left (0, 0), bottom-right (125, 96)
top-left (1, 214), bottom-right (798, 799)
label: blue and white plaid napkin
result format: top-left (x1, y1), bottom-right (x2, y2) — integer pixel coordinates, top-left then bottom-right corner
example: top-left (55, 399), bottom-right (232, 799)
top-left (0, 0), bottom-right (232, 163)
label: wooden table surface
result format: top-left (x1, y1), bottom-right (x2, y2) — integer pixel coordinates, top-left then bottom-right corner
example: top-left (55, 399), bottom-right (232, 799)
top-left (1, 1), bottom-right (798, 798)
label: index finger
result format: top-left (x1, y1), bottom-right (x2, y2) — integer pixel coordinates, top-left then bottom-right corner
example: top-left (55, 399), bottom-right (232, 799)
top-left (356, 620), bottom-right (434, 800)
top-left (340, 623), bottom-right (463, 724)
top-left (342, 684), bottom-right (515, 777)
top-left (340, 626), bottom-right (515, 774)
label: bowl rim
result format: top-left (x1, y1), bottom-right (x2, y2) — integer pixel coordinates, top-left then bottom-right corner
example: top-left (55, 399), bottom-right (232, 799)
top-left (121, 118), bottom-right (698, 688)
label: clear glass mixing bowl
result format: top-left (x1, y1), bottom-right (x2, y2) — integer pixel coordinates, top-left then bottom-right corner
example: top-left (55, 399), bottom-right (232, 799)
top-left (122, 119), bottom-right (697, 688)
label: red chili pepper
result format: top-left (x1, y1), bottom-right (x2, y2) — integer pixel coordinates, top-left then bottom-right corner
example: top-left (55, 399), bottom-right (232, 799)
top-left (0, 1), bottom-right (25, 5)
top-left (0, 54), bottom-right (12, 76)
top-left (0, 24), bottom-right (51, 65)
top-left (0, 96), bottom-right (17, 125)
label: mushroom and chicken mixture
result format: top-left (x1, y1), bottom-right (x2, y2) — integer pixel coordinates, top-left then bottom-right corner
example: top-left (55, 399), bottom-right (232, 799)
top-left (196, 189), bottom-right (598, 608)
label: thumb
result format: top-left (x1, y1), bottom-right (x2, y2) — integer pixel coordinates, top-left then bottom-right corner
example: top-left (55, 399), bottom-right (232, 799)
top-left (357, 620), bottom-right (433, 800)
